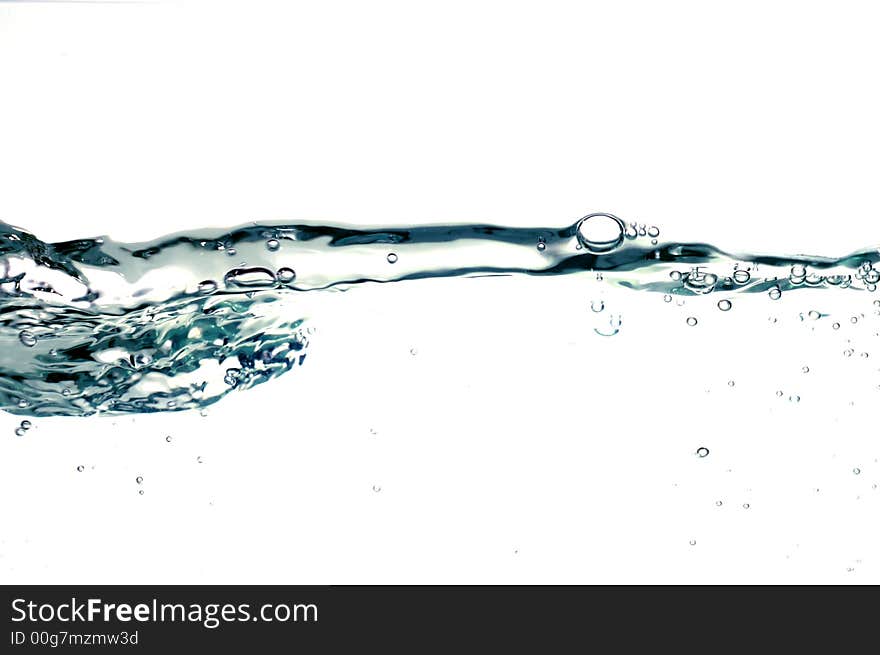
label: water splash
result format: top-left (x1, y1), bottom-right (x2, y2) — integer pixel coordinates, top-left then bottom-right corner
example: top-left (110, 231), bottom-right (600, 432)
top-left (2, 212), bottom-right (879, 417)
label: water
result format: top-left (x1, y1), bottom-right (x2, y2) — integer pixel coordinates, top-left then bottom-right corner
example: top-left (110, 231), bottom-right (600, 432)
top-left (2, 212), bottom-right (879, 417)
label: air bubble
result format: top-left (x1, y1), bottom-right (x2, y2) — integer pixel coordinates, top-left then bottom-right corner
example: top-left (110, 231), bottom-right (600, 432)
top-left (670, 271), bottom-right (682, 281)
top-left (686, 317), bottom-right (698, 326)
top-left (696, 447), bottom-right (709, 458)
top-left (733, 269), bottom-right (751, 284)
top-left (647, 226), bottom-right (660, 238)
top-left (387, 253), bottom-right (398, 264)
top-left (854, 468), bottom-right (861, 475)
top-left (276, 267), bottom-right (296, 284)
top-left (266, 239), bottom-right (280, 251)
top-left (224, 267), bottom-right (275, 288)
top-left (590, 300), bottom-right (605, 313)
top-left (20, 420), bottom-right (31, 430)
top-left (76, 465), bottom-right (84, 472)
top-left (689, 540), bottom-right (697, 546)
top-left (575, 213), bottom-right (626, 253)
top-left (165, 435), bottom-right (172, 442)
top-left (372, 485), bottom-right (382, 493)
top-left (769, 286), bottom-right (782, 300)
top-left (808, 310), bottom-right (820, 320)
top-left (19, 331), bottom-right (37, 347)
top-left (14, 427), bottom-right (26, 437)
top-left (717, 299), bottom-right (732, 311)
top-left (197, 280), bottom-right (217, 294)
top-left (136, 476), bottom-right (143, 484)
top-left (833, 322), bottom-right (840, 330)
top-left (536, 241), bottom-right (546, 252)
top-left (802, 366), bottom-right (810, 373)
top-left (742, 503), bottom-right (750, 509)
top-left (663, 294), bottom-right (672, 303)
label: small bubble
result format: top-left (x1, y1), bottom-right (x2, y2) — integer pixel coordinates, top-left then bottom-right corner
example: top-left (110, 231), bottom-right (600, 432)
top-left (590, 300), bottom-right (605, 312)
top-left (410, 348), bottom-right (417, 356)
top-left (789, 395), bottom-right (800, 403)
top-left (197, 456), bottom-right (203, 464)
top-left (651, 239), bottom-right (658, 245)
top-left (832, 322), bottom-right (840, 330)
top-left (686, 317), bottom-right (698, 326)
top-left (536, 241), bottom-right (546, 252)
top-left (266, 239), bottom-right (280, 251)
top-left (769, 286), bottom-right (782, 300)
top-left (728, 380), bottom-right (735, 387)
top-left (136, 476), bottom-right (143, 484)
top-left (843, 349), bottom-right (854, 357)
top-left (62, 388), bottom-right (71, 397)
top-left (696, 447), bottom-right (709, 458)
top-left (717, 299), bottom-right (732, 311)
top-left (138, 490), bottom-right (144, 496)
top-left (742, 503), bottom-right (750, 509)
top-left (670, 271), bottom-right (682, 281)
top-left (372, 485), bottom-right (382, 493)
top-left (715, 501), bottom-right (723, 507)
top-left (20, 420), bottom-right (31, 430)
top-left (17, 399), bottom-right (28, 409)
top-left (18, 330), bottom-right (37, 347)
top-left (808, 310), bottom-right (820, 320)
top-left (276, 267), bottom-right (296, 284)
top-left (387, 253), bottom-right (398, 264)
top-left (14, 427), bottom-right (26, 437)
top-left (802, 366), bottom-right (810, 373)
top-left (226, 248), bottom-right (237, 256)
top-left (647, 226), bottom-right (660, 238)
top-left (663, 294), bottom-right (672, 303)
top-left (76, 465), bottom-right (84, 472)
top-left (689, 540), bottom-right (697, 546)
top-left (165, 435), bottom-right (172, 442)
top-left (733, 269), bottom-right (751, 284)
top-left (197, 280), bottom-right (217, 294)
top-left (851, 316), bottom-right (859, 324)
top-left (853, 468), bottom-right (861, 475)
top-left (776, 390), bottom-right (784, 397)
top-left (860, 352), bottom-right (869, 358)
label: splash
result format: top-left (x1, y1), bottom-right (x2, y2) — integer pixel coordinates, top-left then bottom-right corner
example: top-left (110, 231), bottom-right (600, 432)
top-left (1, 213), bottom-right (878, 417)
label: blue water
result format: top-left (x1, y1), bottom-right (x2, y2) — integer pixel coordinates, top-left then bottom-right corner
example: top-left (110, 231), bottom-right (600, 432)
top-left (2, 213), bottom-right (878, 417)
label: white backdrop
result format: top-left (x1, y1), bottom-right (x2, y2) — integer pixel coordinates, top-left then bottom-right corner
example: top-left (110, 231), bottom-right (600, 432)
top-left (1, 0), bottom-right (879, 584)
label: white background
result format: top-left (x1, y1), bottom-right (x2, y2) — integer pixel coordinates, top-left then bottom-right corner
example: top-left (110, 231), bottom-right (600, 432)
top-left (1, 0), bottom-right (879, 583)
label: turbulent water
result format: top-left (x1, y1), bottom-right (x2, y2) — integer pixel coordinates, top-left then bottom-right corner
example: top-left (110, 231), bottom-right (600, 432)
top-left (1, 213), bottom-right (879, 417)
